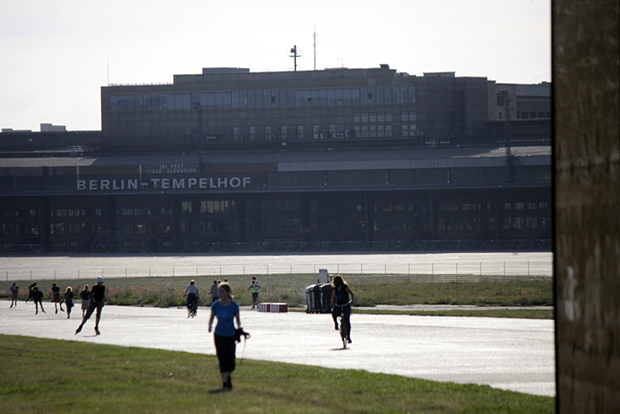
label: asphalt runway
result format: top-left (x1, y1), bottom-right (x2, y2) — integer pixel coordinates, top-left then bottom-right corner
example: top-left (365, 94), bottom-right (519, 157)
top-left (0, 301), bottom-right (555, 397)
top-left (0, 251), bottom-right (552, 281)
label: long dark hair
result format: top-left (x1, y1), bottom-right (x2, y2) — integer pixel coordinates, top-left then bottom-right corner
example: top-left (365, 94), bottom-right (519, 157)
top-left (331, 275), bottom-right (347, 289)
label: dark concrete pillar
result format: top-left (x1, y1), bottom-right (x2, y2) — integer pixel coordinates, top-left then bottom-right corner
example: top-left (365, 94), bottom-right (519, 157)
top-left (554, 1), bottom-right (620, 412)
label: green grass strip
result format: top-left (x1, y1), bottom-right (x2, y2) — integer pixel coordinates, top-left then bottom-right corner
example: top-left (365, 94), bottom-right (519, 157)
top-left (350, 309), bottom-right (554, 319)
top-left (1, 334), bottom-right (554, 414)
top-left (2, 277), bottom-right (553, 311)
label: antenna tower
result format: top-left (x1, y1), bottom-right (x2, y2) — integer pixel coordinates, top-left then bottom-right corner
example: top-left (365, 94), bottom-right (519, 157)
top-left (289, 45), bottom-right (301, 71)
top-left (313, 29), bottom-right (317, 70)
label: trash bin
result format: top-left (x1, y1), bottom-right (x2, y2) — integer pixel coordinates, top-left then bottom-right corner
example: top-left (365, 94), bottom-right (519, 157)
top-left (305, 284), bottom-right (316, 313)
top-left (319, 283), bottom-right (333, 313)
top-left (313, 284), bottom-right (322, 312)
top-left (306, 282), bottom-right (333, 313)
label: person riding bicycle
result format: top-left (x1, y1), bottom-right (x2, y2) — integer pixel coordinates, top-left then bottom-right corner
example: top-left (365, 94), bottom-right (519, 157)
top-left (185, 280), bottom-right (198, 314)
top-left (330, 275), bottom-right (355, 343)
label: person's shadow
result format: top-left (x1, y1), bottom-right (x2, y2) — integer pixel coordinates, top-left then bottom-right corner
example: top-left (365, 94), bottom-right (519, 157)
top-left (208, 388), bottom-right (231, 394)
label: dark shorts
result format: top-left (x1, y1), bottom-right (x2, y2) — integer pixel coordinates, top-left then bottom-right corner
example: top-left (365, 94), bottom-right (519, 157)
top-left (53, 293), bottom-right (61, 303)
top-left (11, 291), bottom-right (18, 299)
top-left (214, 334), bottom-right (236, 373)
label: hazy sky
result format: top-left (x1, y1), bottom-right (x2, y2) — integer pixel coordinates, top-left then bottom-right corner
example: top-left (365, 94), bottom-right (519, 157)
top-left (0, 0), bottom-right (550, 132)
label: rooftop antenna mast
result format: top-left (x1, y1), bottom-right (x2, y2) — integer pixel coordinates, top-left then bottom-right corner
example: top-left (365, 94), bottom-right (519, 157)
top-left (313, 29), bottom-right (317, 70)
top-left (290, 45), bottom-right (301, 71)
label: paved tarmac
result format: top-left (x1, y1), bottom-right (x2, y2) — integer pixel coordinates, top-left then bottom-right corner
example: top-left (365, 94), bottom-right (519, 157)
top-left (0, 251), bottom-right (552, 280)
top-left (0, 301), bottom-right (555, 397)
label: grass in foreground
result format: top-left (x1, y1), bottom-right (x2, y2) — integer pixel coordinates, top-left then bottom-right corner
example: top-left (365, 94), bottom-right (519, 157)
top-left (0, 334), bottom-right (554, 414)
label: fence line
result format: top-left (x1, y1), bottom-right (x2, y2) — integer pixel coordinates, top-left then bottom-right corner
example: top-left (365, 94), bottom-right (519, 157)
top-left (3, 260), bottom-right (552, 287)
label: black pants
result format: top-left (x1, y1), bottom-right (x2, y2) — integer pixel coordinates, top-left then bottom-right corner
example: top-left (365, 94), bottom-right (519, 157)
top-left (82, 300), bottom-right (104, 325)
top-left (187, 293), bottom-right (197, 305)
top-left (332, 303), bottom-right (352, 338)
top-left (214, 334), bottom-right (236, 373)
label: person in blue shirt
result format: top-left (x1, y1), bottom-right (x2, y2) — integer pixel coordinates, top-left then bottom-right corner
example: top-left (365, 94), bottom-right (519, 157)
top-left (208, 282), bottom-right (241, 390)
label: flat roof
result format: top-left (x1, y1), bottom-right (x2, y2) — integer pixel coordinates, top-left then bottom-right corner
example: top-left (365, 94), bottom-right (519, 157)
top-left (0, 145), bottom-right (550, 169)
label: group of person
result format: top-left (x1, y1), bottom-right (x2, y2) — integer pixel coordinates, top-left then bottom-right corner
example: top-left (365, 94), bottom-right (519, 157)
top-left (7, 273), bottom-right (354, 392)
top-left (8, 279), bottom-right (107, 335)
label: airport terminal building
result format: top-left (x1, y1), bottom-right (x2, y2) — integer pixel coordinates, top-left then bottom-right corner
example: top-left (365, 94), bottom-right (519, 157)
top-left (0, 66), bottom-right (551, 253)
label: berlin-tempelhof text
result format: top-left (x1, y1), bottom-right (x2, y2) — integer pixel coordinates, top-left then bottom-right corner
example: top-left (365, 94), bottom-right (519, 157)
top-left (77, 176), bottom-right (251, 191)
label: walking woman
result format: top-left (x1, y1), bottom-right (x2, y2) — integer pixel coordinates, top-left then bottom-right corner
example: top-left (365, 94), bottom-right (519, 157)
top-left (330, 275), bottom-right (355, 343)
top-left (64, 287), bottom-right (74, 319)
top-left (79, 285), bottom-right (90, 318)
top-left (208, 282), bottom-right (241, 391)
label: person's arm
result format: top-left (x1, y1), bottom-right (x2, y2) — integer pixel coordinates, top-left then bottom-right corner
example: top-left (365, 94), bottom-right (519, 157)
top-left (346, 287), bottom-right (355, 305)
top-left (330, 289), bottom-right (336, 308)
top-left (208, 309), bottom-right (216, 332)
top-left (235, 311), bottom-right (241, 330)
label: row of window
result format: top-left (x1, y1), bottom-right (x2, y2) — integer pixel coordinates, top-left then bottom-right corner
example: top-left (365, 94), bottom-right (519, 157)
top-left (438, 202), bottom-right (549, 212)
top-left (498, 112), bottom-right (551, 120)
top-left (110, 86), bottom-right (416, 112)
top-left (1, 214), bottom-right (552, 238)
top-left (1, 200), bottom-right (550, 221)
top-left (181, 200), bottom-right (237, 214)
top-left (503, 216), bottom-right (551, 229)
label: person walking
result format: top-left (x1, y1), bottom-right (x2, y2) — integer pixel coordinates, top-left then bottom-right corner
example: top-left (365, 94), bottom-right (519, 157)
top-left (75, 277), bottom-right (105, 335)
top-left (208, 282), bottom-right (241, 391)
top-left (330, 275), bottom-right (355, 343)
top-left (51, 283), bottom-right (64, 314)
top-left (31, 286), bottom-right (45, 315)
top-left (64, 287), bottom-right (74, 319)
top-left (209, 280), bottom-right (219, 305)
top-left (79, 285), bottom-right (90, 318)
top-left (248, 277), bottom-right (260, 309)
top-left (9, 283), bottom-right (19, 308)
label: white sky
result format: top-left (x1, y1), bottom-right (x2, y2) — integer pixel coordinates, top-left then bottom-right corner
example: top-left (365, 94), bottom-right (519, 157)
top-left (0, 0), bottom-right (550, 132)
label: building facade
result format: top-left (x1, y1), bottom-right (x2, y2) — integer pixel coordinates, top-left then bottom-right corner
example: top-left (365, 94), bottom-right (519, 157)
top-left (0, 66), bottom-right (551, 253)
top-left (0, 145), bottom-right (551, 253)
top-left (101, 67), bottom-right (493, 146)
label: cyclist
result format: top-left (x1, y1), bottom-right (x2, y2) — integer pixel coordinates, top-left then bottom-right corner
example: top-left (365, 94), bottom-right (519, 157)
top-left (185, 280), bottom-right (198, 316)
top-left (330, 275), bottom-right (355, 343)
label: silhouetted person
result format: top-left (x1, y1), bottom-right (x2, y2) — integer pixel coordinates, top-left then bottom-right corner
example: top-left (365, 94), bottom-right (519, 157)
top-left (75, 277), bottom-right (105, 335)
top-left (10, 283), bottom-right (18, 307)
top-left (31, 286), bottom-right (45, 315)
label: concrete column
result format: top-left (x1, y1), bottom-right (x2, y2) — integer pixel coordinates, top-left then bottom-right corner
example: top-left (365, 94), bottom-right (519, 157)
top-left (554, 0), bottom-right (620, 412)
